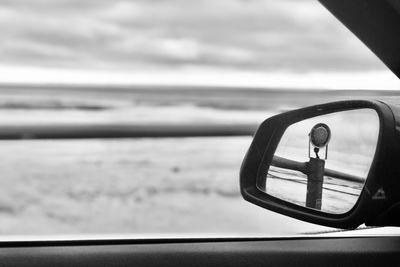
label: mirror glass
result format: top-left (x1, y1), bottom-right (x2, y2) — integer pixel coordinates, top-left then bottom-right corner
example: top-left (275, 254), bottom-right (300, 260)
top-left (258, 108), bottom-right (379, 214)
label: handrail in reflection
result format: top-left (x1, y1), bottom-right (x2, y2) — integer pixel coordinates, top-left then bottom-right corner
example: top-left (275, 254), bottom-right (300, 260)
top-left (271, 155), bottom-right (365, 184)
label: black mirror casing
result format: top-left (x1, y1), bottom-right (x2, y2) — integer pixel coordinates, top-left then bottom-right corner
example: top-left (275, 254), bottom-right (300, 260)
top-left (240, 100), bottom-right (400, 229)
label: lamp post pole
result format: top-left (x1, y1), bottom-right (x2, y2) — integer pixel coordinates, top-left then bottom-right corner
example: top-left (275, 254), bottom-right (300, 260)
top-left (306, 157), bottom-right (325, 209)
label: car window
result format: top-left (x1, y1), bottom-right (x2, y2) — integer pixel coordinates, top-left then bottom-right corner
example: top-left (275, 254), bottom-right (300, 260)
top-left (0, 0), bottom-right (399, 238)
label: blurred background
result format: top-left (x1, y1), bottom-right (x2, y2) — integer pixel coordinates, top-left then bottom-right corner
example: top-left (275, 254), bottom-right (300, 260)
top-left (0, 0), bottom-right (399, 237)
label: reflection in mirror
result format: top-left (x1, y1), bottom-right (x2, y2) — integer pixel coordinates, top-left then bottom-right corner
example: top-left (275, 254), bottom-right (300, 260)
top-left (258, 109), bottom-right (379, 214)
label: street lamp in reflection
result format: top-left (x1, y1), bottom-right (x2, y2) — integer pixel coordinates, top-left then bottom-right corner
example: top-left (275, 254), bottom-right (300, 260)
top-left (306, 123), bottom-right (331, 209)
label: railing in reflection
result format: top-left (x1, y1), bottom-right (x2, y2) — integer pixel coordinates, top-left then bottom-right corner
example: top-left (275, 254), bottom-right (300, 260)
top-left (271, 155), bottom-right (364, 184)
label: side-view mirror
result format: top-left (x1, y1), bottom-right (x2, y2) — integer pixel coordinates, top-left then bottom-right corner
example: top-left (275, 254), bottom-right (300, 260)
top-left (240, 100), bottom-right (400, 229)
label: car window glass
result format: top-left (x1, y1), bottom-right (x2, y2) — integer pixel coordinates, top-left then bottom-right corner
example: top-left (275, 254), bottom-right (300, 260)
top-left (0, 0), bottom-right (399, 238)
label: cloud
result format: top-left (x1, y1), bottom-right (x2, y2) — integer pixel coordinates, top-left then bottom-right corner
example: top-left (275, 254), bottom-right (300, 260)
top-left (0, 0), bottom-right (390, 73)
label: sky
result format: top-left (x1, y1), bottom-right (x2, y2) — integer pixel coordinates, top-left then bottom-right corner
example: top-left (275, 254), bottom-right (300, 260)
top-left (0, 0), bottom-right (399, 89)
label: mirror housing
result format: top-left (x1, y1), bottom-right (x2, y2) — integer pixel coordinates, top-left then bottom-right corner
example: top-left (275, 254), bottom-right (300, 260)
top-left (240, 100), bottom-right (400, 229)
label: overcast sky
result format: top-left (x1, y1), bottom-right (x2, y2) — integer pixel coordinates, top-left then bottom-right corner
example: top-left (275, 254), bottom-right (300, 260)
top-left (0, 0), bottom-right (398, 88)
